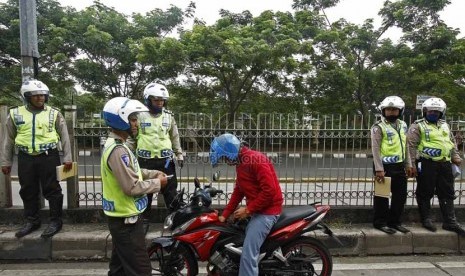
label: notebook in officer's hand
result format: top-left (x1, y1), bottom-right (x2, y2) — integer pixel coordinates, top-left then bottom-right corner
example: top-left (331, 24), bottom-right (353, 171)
top-left (374, 176), bottom-right (391, 198)
top-left (56, 162), bottom-right (78, 181)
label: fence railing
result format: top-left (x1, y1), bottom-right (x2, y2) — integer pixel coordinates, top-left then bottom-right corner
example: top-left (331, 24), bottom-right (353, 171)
top-left (73, 112), bottom-right (465, 208)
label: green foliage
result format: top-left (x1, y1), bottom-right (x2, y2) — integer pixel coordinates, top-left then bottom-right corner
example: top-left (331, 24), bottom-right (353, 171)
top-left (1, 0), bottom-right (464, 118)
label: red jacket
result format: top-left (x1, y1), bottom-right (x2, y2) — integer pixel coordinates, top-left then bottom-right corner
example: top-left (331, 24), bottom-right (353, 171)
top-left (222, 147), bottom-right (283, 219)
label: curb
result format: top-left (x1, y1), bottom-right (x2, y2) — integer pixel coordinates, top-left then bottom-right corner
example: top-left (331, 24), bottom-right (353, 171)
top-left (0, 223), bottom-right (463, 260)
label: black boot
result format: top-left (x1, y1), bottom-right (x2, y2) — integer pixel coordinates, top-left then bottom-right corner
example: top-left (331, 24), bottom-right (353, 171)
top-left (440, 200), bottom-right (465, 237)
top-left (42, 195), bottom-right (63, 238)
top-left (15, 220), bottom-right (41, 238)
top-left (417, 199), bottom-right (437, 232)
top-left (41, 219), bottom-right (63, 238)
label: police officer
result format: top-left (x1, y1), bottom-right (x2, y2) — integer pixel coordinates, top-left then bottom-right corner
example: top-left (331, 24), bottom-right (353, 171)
top-left (407, 97), bottom-right (465, 236)
top-left (1, 79), bottom-right (73, 238)
top-left (135, 83), bottom-right (184, 216)
top-left (371, 96), bottom-right (411, 234)
top-left (101, 97), bottom-right (168, 276)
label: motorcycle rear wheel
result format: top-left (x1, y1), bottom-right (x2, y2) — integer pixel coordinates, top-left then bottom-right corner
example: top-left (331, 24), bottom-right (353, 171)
top-left (147, 242), bottom-right (198, 276)
top-left (281, 237), bottom-right (333, 276)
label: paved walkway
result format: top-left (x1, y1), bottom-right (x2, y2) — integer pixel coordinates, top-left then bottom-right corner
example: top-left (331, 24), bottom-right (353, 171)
top-left (0, 223), bottom-right (464, 260)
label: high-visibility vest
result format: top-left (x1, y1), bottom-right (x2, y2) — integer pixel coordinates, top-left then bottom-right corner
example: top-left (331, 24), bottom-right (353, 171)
top-left (101, 138), bottom-right (148, 217)
top-left (11, 105), bottom-right (59, 153)
top-left (417, 119), bottom-right (454, 161)
top-left (376, 119), bottom-right (408, 164)
top-left (136, 110), bottom-right (173, 158)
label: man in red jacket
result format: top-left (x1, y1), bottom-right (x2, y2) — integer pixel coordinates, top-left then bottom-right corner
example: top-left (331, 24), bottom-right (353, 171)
top-left (210, 133), bottom-right (283, 276)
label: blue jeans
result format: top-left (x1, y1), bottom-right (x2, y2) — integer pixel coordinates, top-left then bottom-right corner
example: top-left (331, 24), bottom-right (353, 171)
top-left (239, 214), bottom-right (279, 276)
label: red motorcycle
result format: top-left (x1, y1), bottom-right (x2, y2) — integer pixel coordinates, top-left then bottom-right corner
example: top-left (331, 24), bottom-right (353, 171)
top-left (148, 176), bottom-right (339, 275)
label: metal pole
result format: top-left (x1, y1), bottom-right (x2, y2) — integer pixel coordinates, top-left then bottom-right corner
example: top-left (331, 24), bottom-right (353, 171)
top-left (0, 105), bottom-right (13, 208)
top-left (64, 105), bottom-right (79, 208)
top-left (19, 0), bottom-right (39, 81)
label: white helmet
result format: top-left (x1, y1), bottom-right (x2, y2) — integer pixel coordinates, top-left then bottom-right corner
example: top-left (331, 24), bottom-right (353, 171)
top-left (143, 83), bottom-right (169, 101)
top-left (20, 79), bottom-right (50, 102)
top-left (378, 96), bottom-right (405, 116)
top-left (422, 97), bottom-right (446, 117)
top-left (102, 97), bottom-right (148, 131)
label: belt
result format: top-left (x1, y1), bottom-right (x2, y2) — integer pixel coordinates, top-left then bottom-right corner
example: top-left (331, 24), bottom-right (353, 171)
top-left (420, 157), bottom-right (449, 163)
top-left (107, 215), bottom-right (140, 224)
top-left (22, 148), bottom-right (58, 156)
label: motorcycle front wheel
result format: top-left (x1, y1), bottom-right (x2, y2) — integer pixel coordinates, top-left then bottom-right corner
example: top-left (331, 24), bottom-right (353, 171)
top-left (281, 237), bottom-right (333, 276)
top-left (147, 242), bottom-right (198, 276)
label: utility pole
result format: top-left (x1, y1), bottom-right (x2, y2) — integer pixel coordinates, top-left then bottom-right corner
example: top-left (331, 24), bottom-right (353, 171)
top-left (19, 0), bottom-right (39, 82)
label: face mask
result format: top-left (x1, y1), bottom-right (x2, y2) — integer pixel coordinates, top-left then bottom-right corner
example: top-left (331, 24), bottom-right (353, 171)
top-left (150, 106), bottom-right (163, 114)
top-left (425, 113), bottom-right (440, 123)
top-left (385, 115), bottom-right (398, 122)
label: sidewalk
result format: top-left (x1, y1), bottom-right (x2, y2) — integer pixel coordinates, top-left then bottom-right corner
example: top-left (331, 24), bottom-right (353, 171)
top-left (0, 222), bottom-right (464, 260)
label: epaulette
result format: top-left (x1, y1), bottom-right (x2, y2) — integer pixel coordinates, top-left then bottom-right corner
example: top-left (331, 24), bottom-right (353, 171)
top-left (8, 106), bottom-right (19, 111)
top-left (371, 120), bottom-right (383, 128)
top-left (114, 139), bottom-right (123, 144)
top-left (163, 109), bottom-right (173, 115)
top-left (413, 118), bottom-right (425, 124)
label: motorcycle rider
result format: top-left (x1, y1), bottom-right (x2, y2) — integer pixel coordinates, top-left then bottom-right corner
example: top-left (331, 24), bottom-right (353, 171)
top-left (101, 97), bottom-right (169, 275)
top-left (371, 96), bottom-right (411, 234)
top-left (211, 133), bottom-right (283, 276)
top-left (407, 97), bottom-right (465, 236)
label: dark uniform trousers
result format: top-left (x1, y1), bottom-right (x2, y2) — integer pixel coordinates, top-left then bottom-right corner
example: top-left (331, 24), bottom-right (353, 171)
top-left (373, 163), bottom-right (407, 227)
top-left (107, 216), bottom-right (151, 276)
top-left (17, 149), bottom-right (63, 223)
top-left (138, 157), bottom-right (178, 214)
top-left (416, 158), bottom-right (456, 224)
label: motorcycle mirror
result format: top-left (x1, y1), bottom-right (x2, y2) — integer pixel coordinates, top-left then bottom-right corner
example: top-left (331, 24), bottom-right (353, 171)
top-left (194, 177), bottom-right (201, 188)
top-left (212, 171), bottom-right (221, 182)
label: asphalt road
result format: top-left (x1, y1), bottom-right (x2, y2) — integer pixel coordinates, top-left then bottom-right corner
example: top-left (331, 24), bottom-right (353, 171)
top-left (0, 255), bottom-right (464, 276)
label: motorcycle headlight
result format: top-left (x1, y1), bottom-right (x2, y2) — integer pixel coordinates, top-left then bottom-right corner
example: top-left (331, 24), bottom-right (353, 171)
top-left (164, 213), bottom-right (175, 230)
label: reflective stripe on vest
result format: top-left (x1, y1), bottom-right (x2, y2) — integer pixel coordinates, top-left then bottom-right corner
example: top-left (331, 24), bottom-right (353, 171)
top-left (101, 138), bottom-right (147, 217)
top-left (136, 111), bottom-right (173, 158)
top-left (11, 105), bottom-right (59, 153)
top-left (377, 119), bottom-right (407, 164)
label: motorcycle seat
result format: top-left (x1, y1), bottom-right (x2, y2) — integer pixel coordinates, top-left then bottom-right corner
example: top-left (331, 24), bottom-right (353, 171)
top-left (271, 205), bottom-right (316, 231)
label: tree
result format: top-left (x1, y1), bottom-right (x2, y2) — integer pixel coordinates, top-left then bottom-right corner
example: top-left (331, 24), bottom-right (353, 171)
top-left (62, 0), bottom-right (193, 100)
top-left (155, 10), bottom-right (314, 119)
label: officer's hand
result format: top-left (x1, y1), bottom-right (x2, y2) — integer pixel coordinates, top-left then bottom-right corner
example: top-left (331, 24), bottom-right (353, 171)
top-left (158, 176), bottom-right (168, 190)
top-left (1, 166), bottom-right (11, 175)
top-left (375, 171), bottom-right (385, 183)
top-left (452, 157), bottom-right (462, 166)
top-left (410, 166), bottom-right (418, 177)
top-left (177, 160), bottom-right (184, 168)
top-left (218, 215), bottom-right (226, 223)
top-left (63, 162), bottom-right (73, 172)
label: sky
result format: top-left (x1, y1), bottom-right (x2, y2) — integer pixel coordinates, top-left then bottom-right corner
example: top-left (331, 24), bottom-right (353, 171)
top-left (46, 0), bottom-right (465, 40)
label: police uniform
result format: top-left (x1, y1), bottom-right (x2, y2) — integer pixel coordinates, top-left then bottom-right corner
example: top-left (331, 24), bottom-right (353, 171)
top-left (407, 118), bottom-right (462, 227)
top-left (371, 118), bottom-right (410, 229)
top-left (102, 132), bottom-right (164, 276)
top-left (134, 109), bottom-right (183, 213)
top-left (1, 104), bottom-right (72, 225)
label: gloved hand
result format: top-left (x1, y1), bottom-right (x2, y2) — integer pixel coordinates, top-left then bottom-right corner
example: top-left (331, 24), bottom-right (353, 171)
top-left (1, 166), bottom-right (11, 175)
top-left (63, 162), bottom-right (73, 172)
top-left (177, 159), bottom-right (184, 168)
